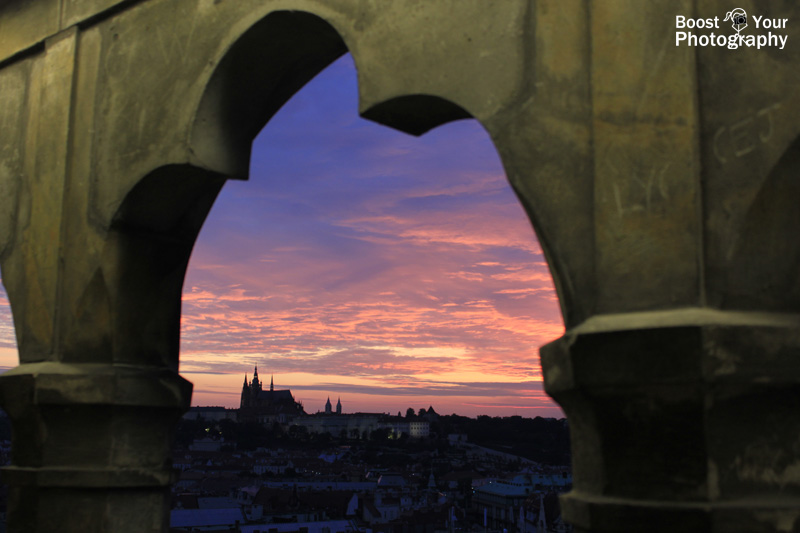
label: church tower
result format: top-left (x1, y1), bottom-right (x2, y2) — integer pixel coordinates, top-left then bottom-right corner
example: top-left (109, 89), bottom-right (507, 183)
top-left (238, 367), bottom-right (306, 423)
top-left (252, 365), bottom-right (262, 394)
top-left (325, 397), bottom-right (332, 414)
top-left (240, 374), bottom-right (250, 408)
top-left (336, 397), bottom-right (342, 415)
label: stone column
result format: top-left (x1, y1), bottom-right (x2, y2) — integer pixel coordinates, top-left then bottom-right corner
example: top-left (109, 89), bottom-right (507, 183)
top-left (0, 364), bottom-right (191, 532)
top-left (0, 13), bottom-right (220, 527)
top-left (0, 158), bottom-right (222, 531)
top-left (530, 1), bottom-right (800, 530)
top-left (542, 312), bottom-right (800, 532)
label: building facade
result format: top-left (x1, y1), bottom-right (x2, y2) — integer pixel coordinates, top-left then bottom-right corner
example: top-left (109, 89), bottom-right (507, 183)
top-left (239, 367), bottom-right (305, 424)
top-left (183, 406), bottom-right (238, 422)
top-left (293, 399), bottom-right (430, 439)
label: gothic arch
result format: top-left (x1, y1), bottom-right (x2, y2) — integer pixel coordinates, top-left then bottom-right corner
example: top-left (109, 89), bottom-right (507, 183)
top-left (188, 10), bottom-right (349, 179)
top-left (188, 10), bottom-right (482, 178)
top-left (103, 7), bottom-right (568, 383)
top-left (179, 6), bottom-right (580, 332)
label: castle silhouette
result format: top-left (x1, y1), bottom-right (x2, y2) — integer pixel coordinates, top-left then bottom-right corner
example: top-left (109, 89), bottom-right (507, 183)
top-left (239, 365), bottom-right (305, 424)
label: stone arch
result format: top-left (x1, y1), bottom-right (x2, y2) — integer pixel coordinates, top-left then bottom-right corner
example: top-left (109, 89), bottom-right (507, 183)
top-left (178, 7), bottom-right (580, 336)
top-left (359, 94), bottom-right (472, 136)
top-left (0, 1), bottom-right (582, 379)
top-left (188, 10), bottom-right (487, 178)
top-left (138, 7), bottom-right (567, 427)
top-left (188, 10), bottom-right (348, 179)
top-left (97, 164), bottom-right (226, 369)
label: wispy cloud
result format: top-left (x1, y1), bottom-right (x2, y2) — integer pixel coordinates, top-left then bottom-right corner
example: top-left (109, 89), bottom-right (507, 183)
top-left (180, 54), bottom-right (564, 417)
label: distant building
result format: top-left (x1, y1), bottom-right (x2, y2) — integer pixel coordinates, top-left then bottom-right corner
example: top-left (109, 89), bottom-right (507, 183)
top-left (521, 492), bottom-right (572, 532)
top-left (293, 399), bottom-right (430, 439)
top-left (473, 474), bottom-right (573, 532)
top-left (473, 475), bottom-right (535, 530)
top-left (448, 433), bottom-right (468, 444)
top-left (294, 412), bottom-right (383, 438)
top-left (188, 437), bottom-right (223, 452)
top-left (183, 406), bottom-right (237, 421)
top-left (409, 420), bottom-right (430, 438)
top-left (239, 366), bottom-right (305, 424)
top-left (234, 374), bottom-right (433, 439)
top-left (323, 397), bottom-right (343, 415)
top-left (170, 507), bottom-right (245, 531)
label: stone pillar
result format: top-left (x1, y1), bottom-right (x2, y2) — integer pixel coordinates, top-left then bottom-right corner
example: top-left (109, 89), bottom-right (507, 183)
top-left (0, 158), bottom-right (222, 531)
top-left (531, 2), bottom-right (800, 530)
top-left (0, 364), bottom-right (191, 532)
top-left (542, 311), bottom-right (800, 532)
top-left (0, 18), bottom-right (222, 528)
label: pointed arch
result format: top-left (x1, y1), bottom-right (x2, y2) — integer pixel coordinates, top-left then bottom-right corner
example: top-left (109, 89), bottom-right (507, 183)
top-left (189, 11), bottom-right (348, 178)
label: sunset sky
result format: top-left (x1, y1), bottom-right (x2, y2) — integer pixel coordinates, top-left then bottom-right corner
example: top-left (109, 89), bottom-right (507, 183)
top-left (0, 54), bottom-right (565, 418)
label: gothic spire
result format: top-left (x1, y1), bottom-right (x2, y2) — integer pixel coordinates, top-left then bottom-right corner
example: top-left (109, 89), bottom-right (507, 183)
top-left (251, 365), bottom-right (261, 392)
top-left (270, 374), bottom-right (274, 392)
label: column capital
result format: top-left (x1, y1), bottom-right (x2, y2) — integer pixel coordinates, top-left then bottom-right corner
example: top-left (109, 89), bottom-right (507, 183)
top-left (0, 362), bottom-right (191, 531)
top-left (542, 309), bottom-right (800, 532)
top-left (0, 363), bottom-right (191, 487)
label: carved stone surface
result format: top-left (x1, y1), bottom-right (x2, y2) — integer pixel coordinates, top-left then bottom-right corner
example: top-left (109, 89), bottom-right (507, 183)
top-left (0, 1), bottom-right (798, 531)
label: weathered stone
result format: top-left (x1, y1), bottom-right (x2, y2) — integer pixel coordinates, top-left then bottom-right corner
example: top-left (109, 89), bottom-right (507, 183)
top-left (542, 311), bottom-right (800, 532)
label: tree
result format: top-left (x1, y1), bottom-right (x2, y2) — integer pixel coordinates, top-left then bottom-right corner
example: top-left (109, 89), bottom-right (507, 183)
top-left (370, 427), bottom-right (390, 441)
top-left (406, 408), bottom-right (415, 418)
top-left (218, 418), bottom-right (237, 441)
top-left (288, 424), bottom-right (308, 440)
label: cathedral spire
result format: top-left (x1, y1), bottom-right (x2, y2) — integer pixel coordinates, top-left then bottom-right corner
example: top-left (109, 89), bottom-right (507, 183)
top-left (251, 365), bottom-right (261, 393)
top-left (336, 397), bottom-right (342, 415)
top-left (325, 397), bottom-right (332, 414)
top-left (240, 374), bottom-right (251, 409)
top-left (270, 374), bottom-right (274, 392)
